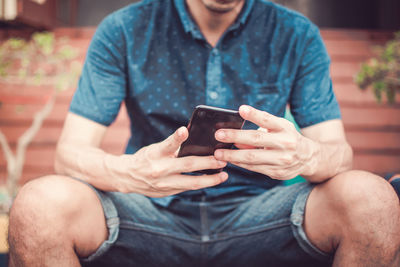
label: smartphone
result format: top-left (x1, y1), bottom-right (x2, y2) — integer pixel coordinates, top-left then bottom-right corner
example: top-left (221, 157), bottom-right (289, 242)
top-left (178, 105), bottom-right (245, 174)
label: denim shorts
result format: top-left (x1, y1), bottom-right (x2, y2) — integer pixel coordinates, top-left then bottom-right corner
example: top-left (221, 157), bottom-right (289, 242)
top-left (80, 182), bottom-right (333, 267)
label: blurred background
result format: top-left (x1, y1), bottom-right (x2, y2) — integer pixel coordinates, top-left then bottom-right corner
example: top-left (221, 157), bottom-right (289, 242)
top-left (0, 0), bottom-right (400, 29)
top-left (0, 0), bottom-right (399, 191)
top-left (64, 0), bottom-right (400, 29)
top-left (0, 0), bottom-right (399, 263)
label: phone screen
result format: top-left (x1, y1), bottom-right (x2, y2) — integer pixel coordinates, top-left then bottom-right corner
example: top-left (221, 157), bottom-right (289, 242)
top-left (178, 105), bottom-right (244, 173)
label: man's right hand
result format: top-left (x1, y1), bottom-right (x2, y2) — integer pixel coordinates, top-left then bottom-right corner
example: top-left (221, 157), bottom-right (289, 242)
top-left (112, 127), bottom-right (228, 197)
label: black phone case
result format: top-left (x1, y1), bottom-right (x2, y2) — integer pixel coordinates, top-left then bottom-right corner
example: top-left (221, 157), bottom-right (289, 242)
top-left (178, 105), bottom-right (245, 174)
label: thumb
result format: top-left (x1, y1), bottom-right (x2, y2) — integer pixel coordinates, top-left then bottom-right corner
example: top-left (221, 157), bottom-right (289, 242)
top-left (159, 127), bottom-right (188, 156)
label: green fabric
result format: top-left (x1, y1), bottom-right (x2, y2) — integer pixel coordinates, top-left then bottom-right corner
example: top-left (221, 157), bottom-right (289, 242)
top-left (283, 109), bottom-right (306, 185)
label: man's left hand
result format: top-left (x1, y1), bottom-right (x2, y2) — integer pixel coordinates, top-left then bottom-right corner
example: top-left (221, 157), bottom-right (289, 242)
top-left (214, 105), bottom-right (318, 180)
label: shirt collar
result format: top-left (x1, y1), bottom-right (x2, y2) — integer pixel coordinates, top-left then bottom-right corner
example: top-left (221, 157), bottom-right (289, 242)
top-left (174, 0), bottom-right (255, 38)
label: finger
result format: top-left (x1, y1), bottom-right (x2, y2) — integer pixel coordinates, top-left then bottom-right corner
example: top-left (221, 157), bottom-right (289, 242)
top-left (239, 105), bottom-right (284, 132)
top-left (159, 127), bottom-right (188, 156)
top-left (214, 149), bottom-right (287, 165)
top-left (172, 156), bottom-right (227, 174)
top-left (234, 143), bottom-right (257, 149)
top-left (216, 129), bottom-right (285, 149)
top-left (234, 127), bottom-right (266, 149)
top-left (230, 162), bottom-right (298, 180)
top-left (166, 172), bottom-right (229, 191)
top-left (230, 161), bottom-right (265, 174)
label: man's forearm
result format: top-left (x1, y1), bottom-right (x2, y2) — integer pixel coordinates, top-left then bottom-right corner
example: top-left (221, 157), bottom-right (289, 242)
top-left (55, 127), bottom-right (227, 197)
top-left (301, 138), bottom-right (353, 183)
top-left (54, 143), bottom-right (126, 192)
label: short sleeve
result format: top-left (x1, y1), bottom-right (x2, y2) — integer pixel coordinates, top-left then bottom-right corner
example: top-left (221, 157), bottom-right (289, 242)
top-left (69, 13), bottom-right (127, 126)
top-left (289, 24), bottom-right (341, 129)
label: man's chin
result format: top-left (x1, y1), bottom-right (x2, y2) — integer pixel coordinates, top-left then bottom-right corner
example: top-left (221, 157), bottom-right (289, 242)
top-left (201, 0), bottom-right (243, 13)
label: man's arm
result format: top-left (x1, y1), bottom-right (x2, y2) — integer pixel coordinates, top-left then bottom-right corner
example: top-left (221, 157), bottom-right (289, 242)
top-left (300, 118), bottom-right (353, 182)
top-left (55, 112), bottom-right (228, 197)
top-left (213, 105), bottom-right (353, 183)
top-left (213, 23), bottom-right (351, 183)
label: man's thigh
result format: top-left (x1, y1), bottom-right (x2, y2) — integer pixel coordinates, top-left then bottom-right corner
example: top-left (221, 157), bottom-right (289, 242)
top-left (205, 183), bottom-right (333, 267)
top-left (81, 183), bottom-right (333, 267)
top-left (80, 190), bottom-right (204, 267)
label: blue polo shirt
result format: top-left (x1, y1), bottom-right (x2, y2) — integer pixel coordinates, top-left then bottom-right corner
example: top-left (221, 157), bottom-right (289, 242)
top-left (70, 0), bottom-right (341, 206)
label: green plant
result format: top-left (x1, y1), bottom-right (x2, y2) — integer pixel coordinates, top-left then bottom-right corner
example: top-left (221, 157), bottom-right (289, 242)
top-left (0, 32), bottom-right (82, 213)
top-left (355, 32), bottom-right (400, 103)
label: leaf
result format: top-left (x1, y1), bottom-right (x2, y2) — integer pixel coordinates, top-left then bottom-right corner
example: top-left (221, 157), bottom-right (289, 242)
top-left (372, 81), bottom-right (387, 103)
top-left (373, 88), bottom-right (382, 103)
top-left (58, 45), bottom-right (78, 60)
top-left (33, 32), bottom-right (55, 56)
top-left (8, 39), bottom-right (26, 50)
top-left (354, 72), bottom-right (367, 89)
top-left (15, 105), bottom-right (25, 114)
top-left (55, 73), bottom-right (71, 92)
top-left (383, 41), bottom-right (395, 62)
top-left (33, 69), bottom-right (45, 86)
top-left (357, 32), bottom-right (400, 104)
top-left (18, 69), bottom-right (27, 79)
top-left (0, 62), bottom-right (10, 77)
top-left (21, 58), bottom-right (30, 68)
top-left (386, 86), bottom-right (396, 104)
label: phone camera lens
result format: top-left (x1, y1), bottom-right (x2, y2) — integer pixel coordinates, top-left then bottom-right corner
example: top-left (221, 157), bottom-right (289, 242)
top-left (198, 111), bottom-right (206, 118)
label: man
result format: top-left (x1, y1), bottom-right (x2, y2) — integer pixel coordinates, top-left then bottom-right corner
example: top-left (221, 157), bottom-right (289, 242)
top-left (8, 0), bottom-right (400, 266)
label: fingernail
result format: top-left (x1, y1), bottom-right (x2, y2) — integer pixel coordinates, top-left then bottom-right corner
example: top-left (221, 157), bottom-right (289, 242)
top-left (177, 127), bottom-right (185, 137)
top-left (216, 130), bottom-right (226, 140)
top-left (219, 172), bottom-right (228, 180)
top-left (217, 160), bottom-right (226, 167)
top-left (240, 105), bottom-right (250, 114)
top-left (214, 150), bottom-right (222, 158)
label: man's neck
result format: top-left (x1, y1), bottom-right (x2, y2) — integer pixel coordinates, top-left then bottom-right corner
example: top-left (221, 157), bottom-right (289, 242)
top-left (185, 0), bottom-right (245, 47)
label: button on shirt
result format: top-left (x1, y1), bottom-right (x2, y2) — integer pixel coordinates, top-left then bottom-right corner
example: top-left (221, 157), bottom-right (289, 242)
top-left (70, 0), bottom-right (341, 206)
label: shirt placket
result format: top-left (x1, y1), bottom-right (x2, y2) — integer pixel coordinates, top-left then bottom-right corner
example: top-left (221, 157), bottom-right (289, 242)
top-left (206, 48), bottom-right (228, 107)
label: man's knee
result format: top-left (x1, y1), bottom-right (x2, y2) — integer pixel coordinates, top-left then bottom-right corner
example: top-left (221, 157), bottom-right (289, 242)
top-left (11, 175), bottom-right (90, 223)
top-left (318, 170), bottom-right (399, 218)
top-left (9, 175), bottom-right (106, 250)
top-left (305, 170), bottom-right (400, 254)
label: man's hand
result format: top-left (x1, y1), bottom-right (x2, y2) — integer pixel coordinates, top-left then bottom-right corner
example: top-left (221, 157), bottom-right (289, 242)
top-left (213, 105), bottom-right (318, 180)
top-left (114, 127), bottom-right (228, 197)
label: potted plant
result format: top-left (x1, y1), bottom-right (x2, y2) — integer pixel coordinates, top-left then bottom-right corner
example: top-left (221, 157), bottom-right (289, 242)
top-left (0, 32), bottom-right (82, 253)
top-left (355, 32), bottom-right (400, 103)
